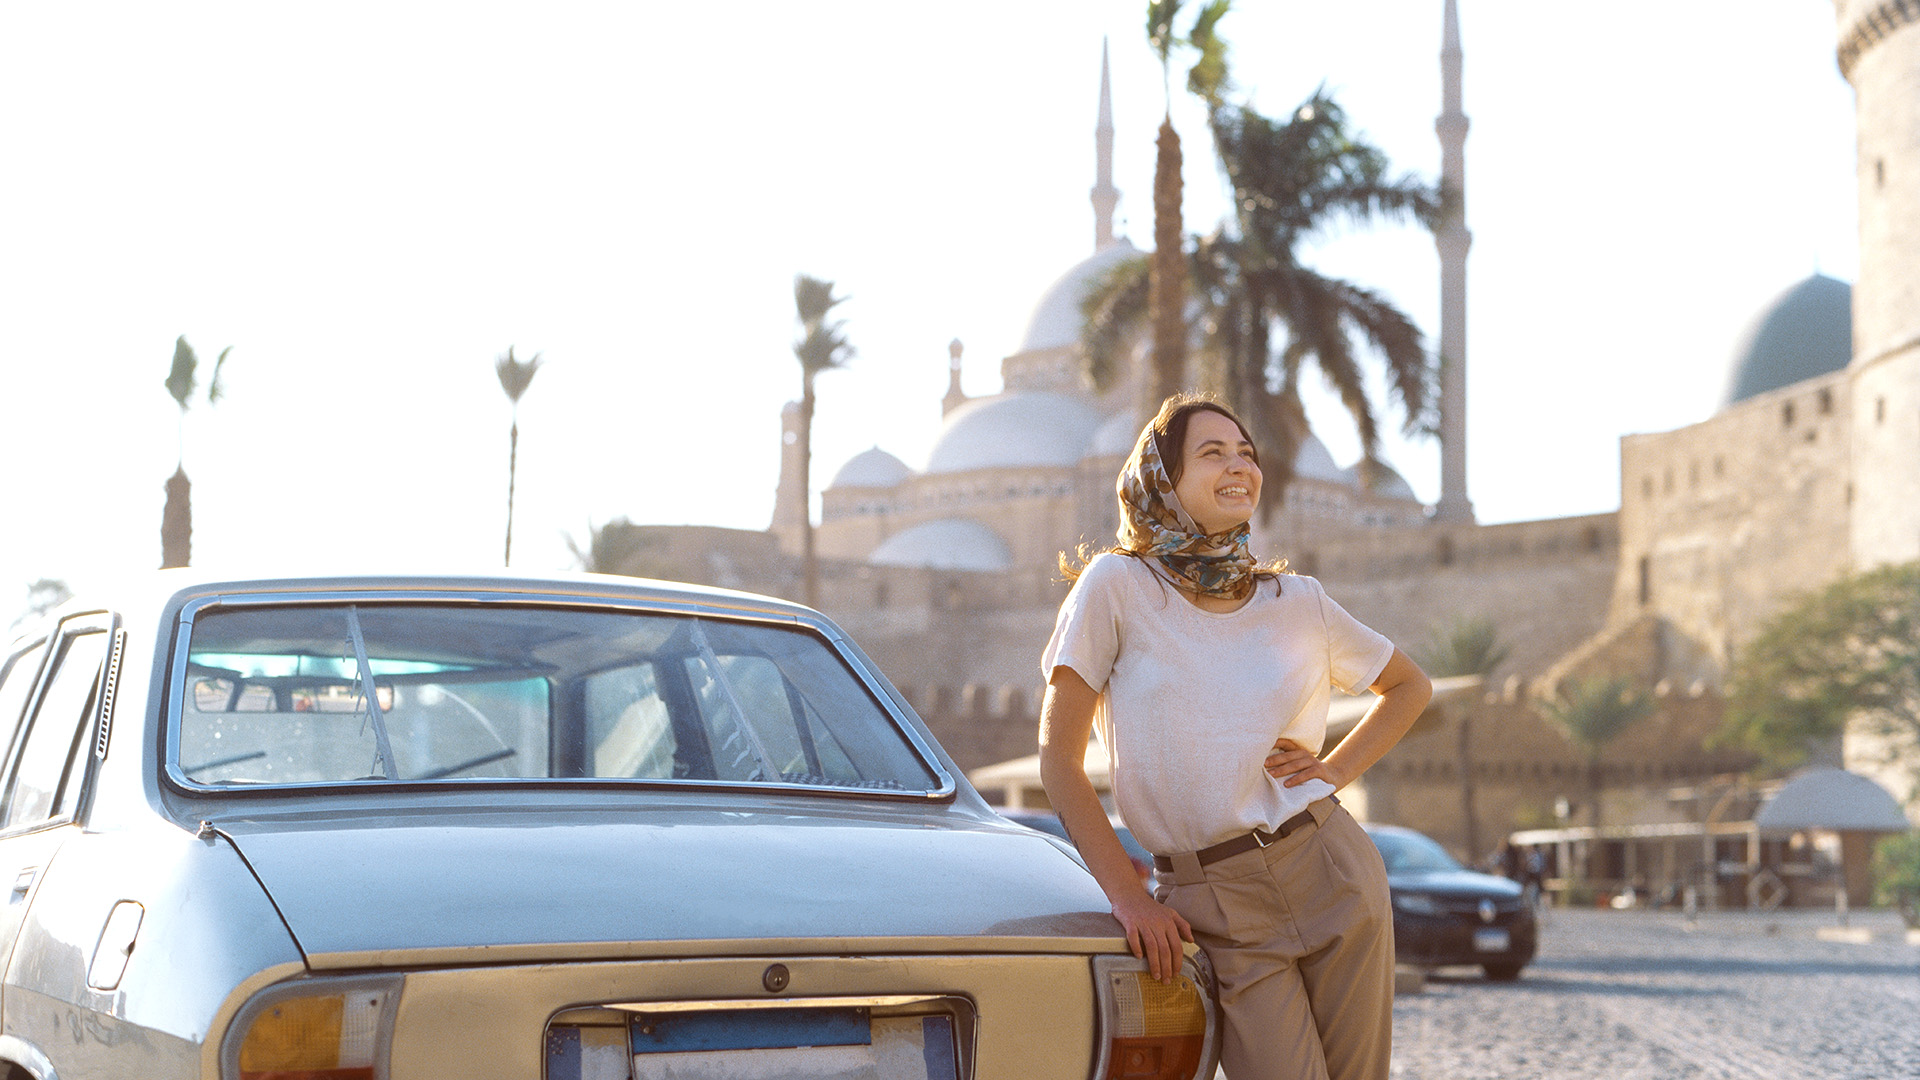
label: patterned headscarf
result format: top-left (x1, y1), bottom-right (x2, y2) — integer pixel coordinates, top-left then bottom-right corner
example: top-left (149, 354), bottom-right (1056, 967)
top-left (1115, 417), bottom-right (1259, 599)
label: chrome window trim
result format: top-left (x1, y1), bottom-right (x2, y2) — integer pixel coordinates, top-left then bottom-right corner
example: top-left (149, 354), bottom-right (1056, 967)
top-left (0, 611), bottom-right (120, 839)
top-left (162, 589), bottom-right (955, 801)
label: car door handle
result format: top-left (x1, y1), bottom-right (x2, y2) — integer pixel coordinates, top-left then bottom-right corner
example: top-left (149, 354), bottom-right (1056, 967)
top-left (10, 868), bottom-right (36, 901)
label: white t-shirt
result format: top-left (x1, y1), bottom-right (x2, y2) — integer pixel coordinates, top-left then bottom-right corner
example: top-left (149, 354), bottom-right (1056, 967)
top-left (1041, 552), bottom-right (1393, 855)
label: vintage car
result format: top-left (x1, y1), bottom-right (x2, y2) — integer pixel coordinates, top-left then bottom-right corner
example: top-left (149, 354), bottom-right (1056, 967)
top-left (1364, 823), bottom-right (1538, 981)
top-left (0, 571), bottom-right (1219, 1080)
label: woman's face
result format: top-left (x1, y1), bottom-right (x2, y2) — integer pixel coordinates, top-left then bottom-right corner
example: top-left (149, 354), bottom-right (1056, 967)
top-left (1172, 409), bottom-right (1262, 535)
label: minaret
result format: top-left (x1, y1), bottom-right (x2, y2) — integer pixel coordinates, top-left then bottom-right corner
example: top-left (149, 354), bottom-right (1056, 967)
top-left (943, 338), bottom-right (968, 415)
top-left (769, 400), bottom-right (806, 553)
top-left (1431, 0), bottom-right (1474, 523)
top-left (1091, 38), bottom-right (1120, 252)
top-left (1841, 0), bottom-right (1920, 567)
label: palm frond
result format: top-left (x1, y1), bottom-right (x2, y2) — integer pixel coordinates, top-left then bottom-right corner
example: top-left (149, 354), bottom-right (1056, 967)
top-left (495, 346), bottom-right (544, 404)
top-left (1541, 677), bottom-right (1654, 756)
top-left (793, 274), bottom-right (845, 329)
top-left (1079, 255), bottom-right (1151, 392)
top-left (165, 336), bottom-right (197, 411)
top-left (1146, 0), bottom-right (1184, 65)
top-left (1184, 0), bottom-right (1232, 109)
top-left (1420, 616), bottom-right (1511, 678)
top-left (207, 346), bottom-right (233, 406)
top-left (794, 321), bottom-right (854, 377)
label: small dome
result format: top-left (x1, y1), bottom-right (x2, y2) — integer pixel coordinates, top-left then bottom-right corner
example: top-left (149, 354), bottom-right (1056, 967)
top-left (1085, 410), bottom-right (1141, 460)
top-left (925, 392), bottom-right (1102, 474)
top-left (1754, 767), bottom-right (1910, 833)
top-left (1721, 274), bottom-right (1852, 408)
top-left (1342, 459), bottom-right (1420, 502)
top-left (1017, 239), bottom-right (1144, 354)
top-left (868, 518), bottom-right (1012, 572)
top-left (830, 446), bottom-right (912, 489)
top-left (1293, 433), bottom-right (1347, 484)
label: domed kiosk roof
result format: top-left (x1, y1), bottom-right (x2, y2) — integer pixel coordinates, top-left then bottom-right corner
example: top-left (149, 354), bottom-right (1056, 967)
top-left (1753, 767), bottom-right (1909, 833)
top-left (925, 391), bottom-right (1103, 474)
top-left (869, 518), bottom-right (1012, 572)
top-left (830, 446), bottom-right (912, 489)
top-left (1018, 239), bottom-right (1143, 354)
top-left (1721, 274), bottom-right (1852, 408)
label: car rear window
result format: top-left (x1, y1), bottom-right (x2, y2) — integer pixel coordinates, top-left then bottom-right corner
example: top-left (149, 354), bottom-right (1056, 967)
top-left (172, 602), bottom-right (941, 795)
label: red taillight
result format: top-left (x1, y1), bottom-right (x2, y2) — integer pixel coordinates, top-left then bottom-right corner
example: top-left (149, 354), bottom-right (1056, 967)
top-left (1107, 1033), bottom-right (1204, 1079)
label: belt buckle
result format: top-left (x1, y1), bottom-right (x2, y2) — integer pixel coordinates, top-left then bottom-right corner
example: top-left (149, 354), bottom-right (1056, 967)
top-left (1252, 826), bottom-right (1276, 848)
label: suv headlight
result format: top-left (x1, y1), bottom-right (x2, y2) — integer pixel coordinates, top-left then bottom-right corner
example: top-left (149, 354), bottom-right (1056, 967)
top-left (223, 975), bottom-right (401, 1080)
top-left (1090, 952), bottom-right (1220, 1080)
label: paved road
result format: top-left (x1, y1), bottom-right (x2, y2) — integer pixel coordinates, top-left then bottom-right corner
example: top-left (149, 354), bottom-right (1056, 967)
top-left (1388, 908), bottom-right (1920, 1080)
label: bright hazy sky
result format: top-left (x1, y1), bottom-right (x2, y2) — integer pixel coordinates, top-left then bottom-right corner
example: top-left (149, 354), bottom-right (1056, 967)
top-left (0, 1), bottom-right (1858, 617)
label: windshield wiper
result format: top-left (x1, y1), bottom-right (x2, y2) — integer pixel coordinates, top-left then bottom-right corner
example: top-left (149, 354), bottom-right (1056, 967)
top-left (344, 606), bottom-right (400, 780)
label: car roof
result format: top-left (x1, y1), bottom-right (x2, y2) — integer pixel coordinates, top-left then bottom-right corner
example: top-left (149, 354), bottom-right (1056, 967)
top-left (13, 568), bottom-right (819, 648)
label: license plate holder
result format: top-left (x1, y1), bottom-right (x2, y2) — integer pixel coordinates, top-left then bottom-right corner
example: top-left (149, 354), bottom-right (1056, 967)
top-left (548, 1008), bottom-right (960, 1080)
top-left (1473, 927), bottom-right (1511, 953)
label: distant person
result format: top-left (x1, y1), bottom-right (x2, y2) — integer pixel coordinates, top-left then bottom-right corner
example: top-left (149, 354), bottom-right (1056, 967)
top-left (1038, 393), bottom-right (1432, 1080)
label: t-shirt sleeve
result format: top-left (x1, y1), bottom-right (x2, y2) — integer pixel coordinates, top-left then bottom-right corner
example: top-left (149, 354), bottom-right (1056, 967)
top-left (1040, 555), bottom-right (1123, 692)
top-left (1312, 579), bottom-right (1395, 694)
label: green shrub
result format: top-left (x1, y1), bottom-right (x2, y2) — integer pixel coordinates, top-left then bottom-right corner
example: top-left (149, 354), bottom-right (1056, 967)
top-left (1873, 830), bottom-right (1920, 929)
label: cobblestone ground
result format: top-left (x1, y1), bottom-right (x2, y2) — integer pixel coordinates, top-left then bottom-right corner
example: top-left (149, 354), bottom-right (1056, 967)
top-left (1386, 907), bottom-right (1920, 1080)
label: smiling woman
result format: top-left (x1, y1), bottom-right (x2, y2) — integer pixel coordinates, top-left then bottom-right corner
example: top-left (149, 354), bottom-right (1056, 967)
top-left (1040, 392), bottom-right (1432, 1080)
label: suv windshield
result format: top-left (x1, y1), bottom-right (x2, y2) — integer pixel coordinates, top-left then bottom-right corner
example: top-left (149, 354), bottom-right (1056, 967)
top-left (1371, 829), bottom-right (1465, 874)
top-left (174, 603), bottom-right (940, 794)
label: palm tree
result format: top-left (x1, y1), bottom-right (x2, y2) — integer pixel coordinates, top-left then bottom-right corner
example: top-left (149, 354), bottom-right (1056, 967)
top-left (1082, 90), bottom-right (1440, 513)
top-left (1420, 616), bottom-right (1511, 860)
top-left (565, 517), bottom-right (660, 577)
top-left (1142, 1), bottom-right (1232, 407)
top-left (1539, 676), bottom-right (1653, 840)
top-left (161, 336), bottom-right (231, 568)
top-left (496, 347), bottom-right (544, 566)
top-left (792, 274), bottom-right (854, 609)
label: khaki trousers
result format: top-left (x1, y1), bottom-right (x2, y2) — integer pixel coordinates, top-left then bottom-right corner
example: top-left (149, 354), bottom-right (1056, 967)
top-left (1155, 799), bottom-right (1394, 1080)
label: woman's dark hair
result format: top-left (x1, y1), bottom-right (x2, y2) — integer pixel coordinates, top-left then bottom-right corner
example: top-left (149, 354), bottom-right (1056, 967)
top-left (1058, 391), bottom-right (1288, 590)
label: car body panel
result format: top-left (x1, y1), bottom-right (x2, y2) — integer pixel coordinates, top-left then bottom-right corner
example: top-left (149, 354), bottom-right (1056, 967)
top-left (388, 953), bottom-right (1100, 1079)
top-left (214, 802), bottom-right (1116, 966)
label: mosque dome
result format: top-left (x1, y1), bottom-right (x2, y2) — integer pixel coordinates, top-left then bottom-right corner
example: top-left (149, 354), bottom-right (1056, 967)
top-left (1085, 410), bottom-right (1142, 460)
top-left (925, 391), bottom-right (1103, 474)
top-left (1720, 274), bottom-right (1852, 408)
top-left (829, 446), bottom-right (911, 489)
top-left (1293, 433), bottom-right (1347, 484)
top-left (1017, 239), bottom-right (1144, 354)
top-left (868, 518), bottom-right (1013, 572)
top-left (1342, 459), bottom-right (1420, 502)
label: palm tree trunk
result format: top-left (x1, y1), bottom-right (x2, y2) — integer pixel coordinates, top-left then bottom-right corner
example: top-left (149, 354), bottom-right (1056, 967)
top-left (1149, 115), bottom-right (1186, 406)
top-left (800, 375), bottom-right (818, 609)
top-left (504, 417), bottom-right (519, 566)
top-left (161, 468), bottom-right (192, 569)
top-left (1458, 711), bottom-right (1479, 862)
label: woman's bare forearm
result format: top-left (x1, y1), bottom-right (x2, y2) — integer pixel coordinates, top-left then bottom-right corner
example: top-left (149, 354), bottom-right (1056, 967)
top-left (1321, 647), bottom-right (1431, 788)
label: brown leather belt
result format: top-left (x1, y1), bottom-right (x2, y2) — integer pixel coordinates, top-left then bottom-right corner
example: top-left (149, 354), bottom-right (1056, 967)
top-left (1152, 804), bottom-right (1321, 873)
